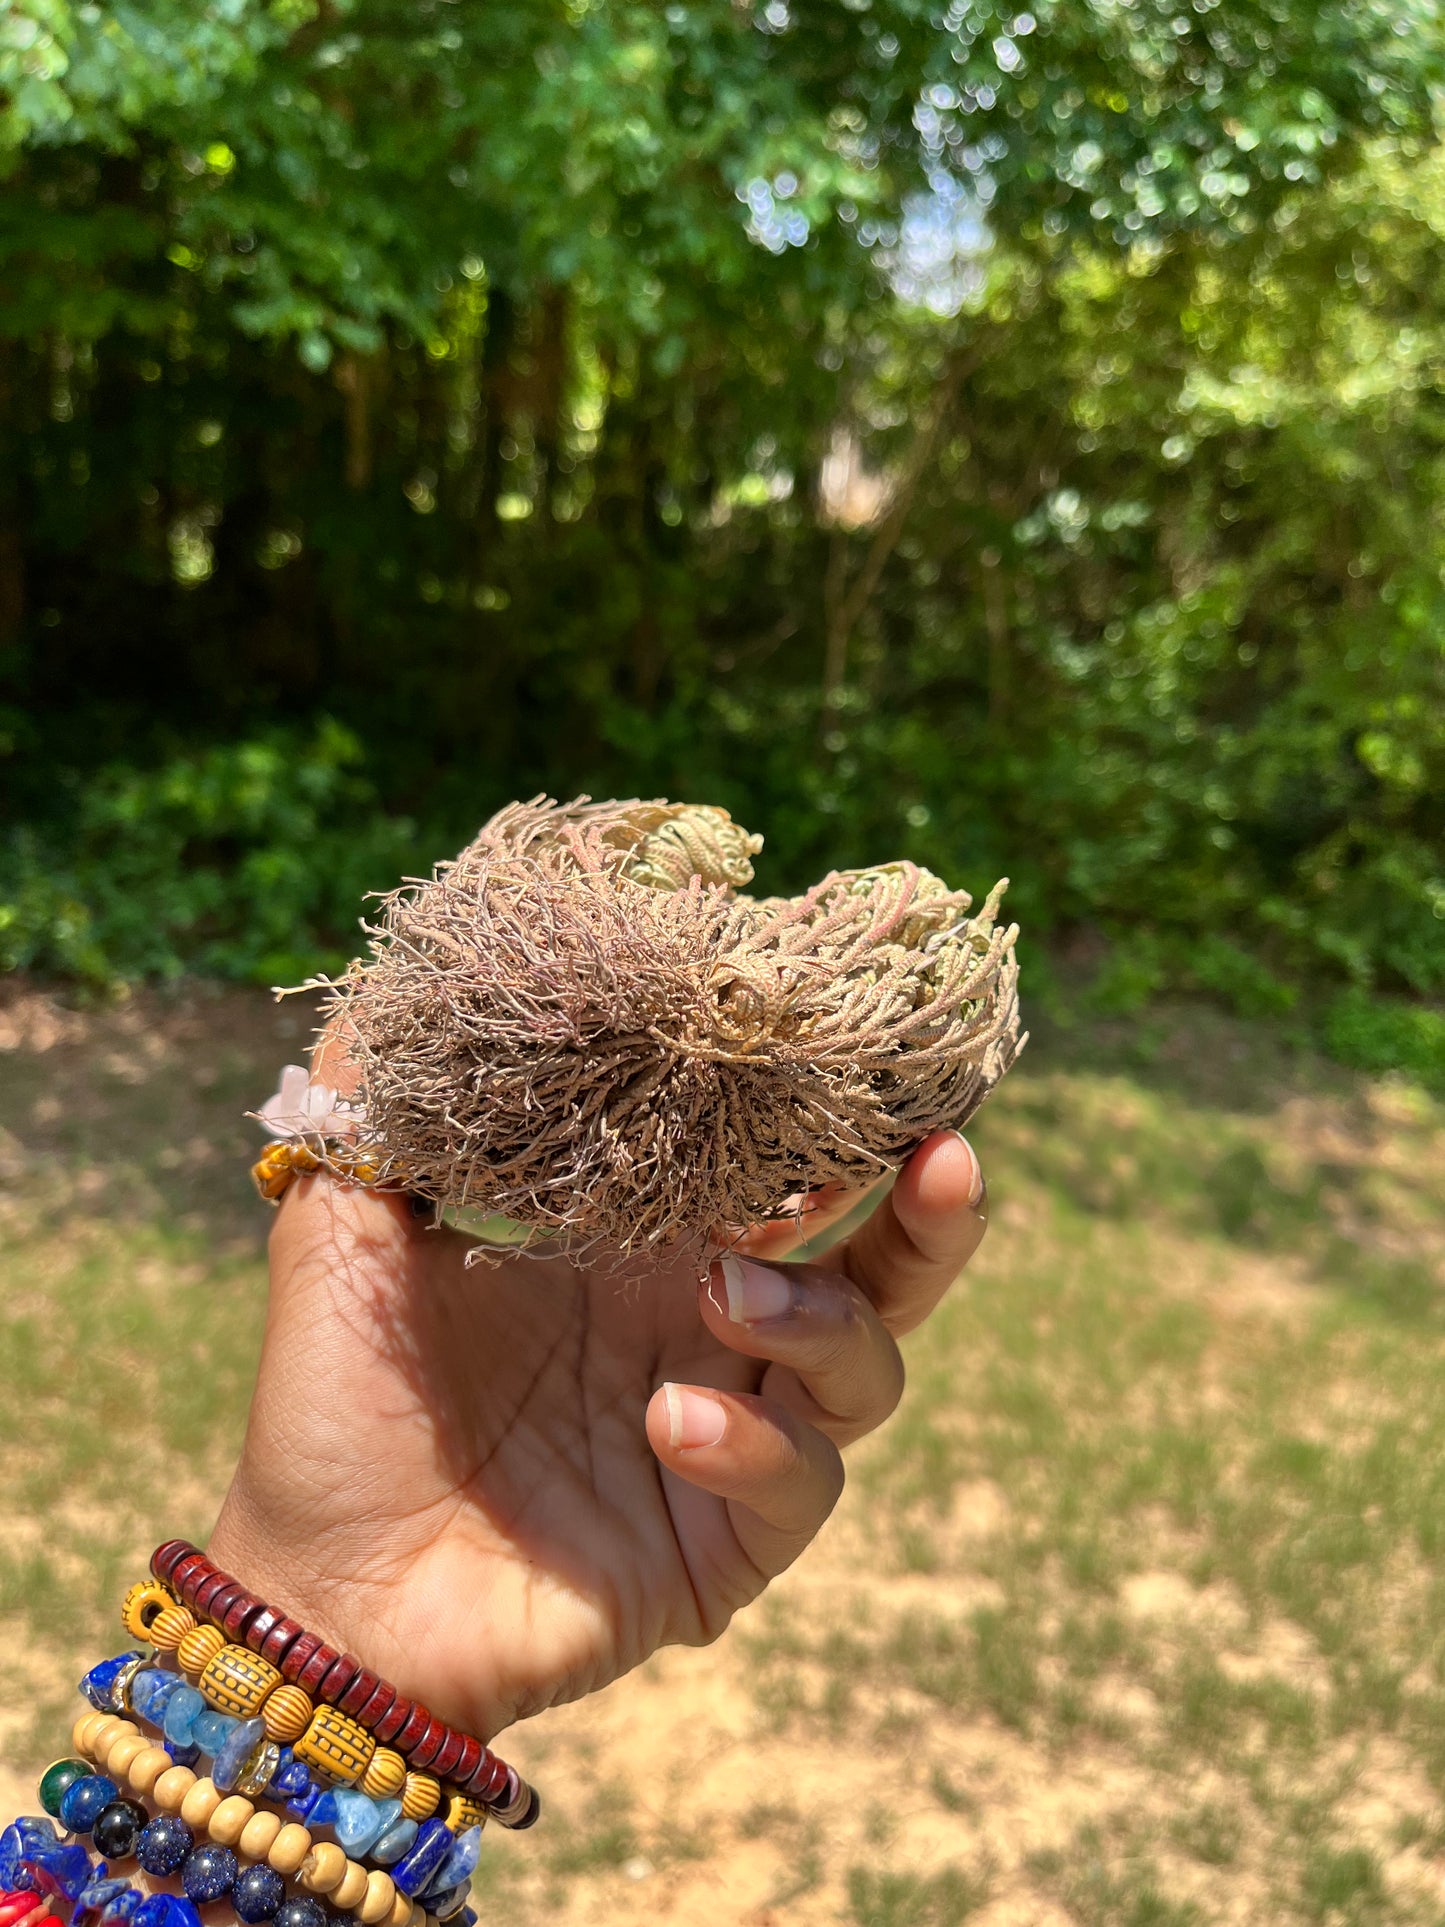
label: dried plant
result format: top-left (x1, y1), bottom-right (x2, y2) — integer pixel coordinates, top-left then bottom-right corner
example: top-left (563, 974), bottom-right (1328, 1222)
top-left (318, 798), bottom-right (1024, 1264)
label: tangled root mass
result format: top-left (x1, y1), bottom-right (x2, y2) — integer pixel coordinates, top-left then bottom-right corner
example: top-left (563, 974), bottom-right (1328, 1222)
top-left (322, 798), bottom-right (1025, 1263)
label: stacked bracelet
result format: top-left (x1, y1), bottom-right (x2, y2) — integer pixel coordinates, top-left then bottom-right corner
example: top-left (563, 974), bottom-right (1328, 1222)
top-left (66, 1711), bottom-right (441, 1926)
top-left (1, 1553), bottom-right (543, 1927)
top-left (146, 1545), bottom-right (537, 1826)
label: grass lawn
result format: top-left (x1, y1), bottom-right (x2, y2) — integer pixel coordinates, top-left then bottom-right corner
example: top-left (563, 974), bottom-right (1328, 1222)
top-left (1, 979), bottom-right (1443, 1925)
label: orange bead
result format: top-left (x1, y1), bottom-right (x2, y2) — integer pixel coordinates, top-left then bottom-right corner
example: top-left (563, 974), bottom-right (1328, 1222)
top-left (442, 1793), bottom-right (485, 1834)
top-left (399, 1772), bottom-right (440, 1822)
top-left (261, 1683), bottom-right (314, 1744)
top-left (199, 1644), bottom-right (282, 1719)
top-left (149, 1604), bottom-right (198, 1651)
top-left (121, 1580), bottom-right (177, 1643)
top-left (72, 1713), bottom-right (106, 1756)
top-left (293, 1706), bottom-right (374, 1785)
top-left (359, 1748), bottom-right (406, 1801)
top-left (85, 1717), bottom-right (128, 1763)
top-left (104, 1732), bottom-right (148, 1778)
top-left (177, 1624), bottom-right (226, 1679)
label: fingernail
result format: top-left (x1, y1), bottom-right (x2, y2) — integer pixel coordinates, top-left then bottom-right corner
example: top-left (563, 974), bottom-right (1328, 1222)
top-left (952, 1133), bottom-right (986, 1208)
top-left (717, 1254), bottom-right (795, 1324)
top-left (663, 1383), bottom-right (728, 1450)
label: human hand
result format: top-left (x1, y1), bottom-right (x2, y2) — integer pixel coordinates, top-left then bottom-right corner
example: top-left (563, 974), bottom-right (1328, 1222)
top-left (208, 1119), bottom-right (987, 1745)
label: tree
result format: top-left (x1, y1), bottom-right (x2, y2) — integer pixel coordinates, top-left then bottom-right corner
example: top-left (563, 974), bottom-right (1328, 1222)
top-left (0, 0), bottom-right (1441, 1010)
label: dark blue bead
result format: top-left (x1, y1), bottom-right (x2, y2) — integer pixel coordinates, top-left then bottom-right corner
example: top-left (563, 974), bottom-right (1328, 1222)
top-left (284, 1783), bottom-right (320, 1823)
top-left (391, 1818), bottom-right (454, 1898)
top-left (22, 1839), bottom-right (94, 1901)
top-left (428, 1826), bottom-right (481, 1895)
top-left (232, 1864), bottom-right (286, 1923)
top-left (460, 1910), bottom-right (478, 1927)
top-left (92, 1801), bottom-right (146, 1861)
top-left (1, 1819), bottom-right (56, 1894)
top-left (269, 1755), bottom-right (311, 1798)
top-left (419, 1860), bottom-right (456, 1901)
top-left (79, 1655), bottom-right (142, 1713)
top-left (180, 1844), bottom-right (237, 1904)
top-left (0, 1822), bottom-right (39, 1888)
top-left (307, 1790), bottom-right (340, 1831)
top-left (273, 1899), bottom-right (326, 1927)
top-left (59, 1775), bottom-right (119, 1835)
top-left (78, 1876), bottom-right (131, 1915)
top-left (135, 1898), bottom-right (202, 1927)
top-left (99, 1892), bottom-right (142, 1926)
top-left (162, 1740), bottom-right (201, 1769)
top-left (135, 1814), bottom-right (194, 1877)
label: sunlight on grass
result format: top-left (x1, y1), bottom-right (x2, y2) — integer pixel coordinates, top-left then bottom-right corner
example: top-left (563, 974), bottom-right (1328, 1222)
top-left (2, 986), bottom-right (1444, 1923)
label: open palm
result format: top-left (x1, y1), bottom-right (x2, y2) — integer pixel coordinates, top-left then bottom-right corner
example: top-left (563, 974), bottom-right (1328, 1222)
top-left (208, 1132), bottom-right (987, 1746)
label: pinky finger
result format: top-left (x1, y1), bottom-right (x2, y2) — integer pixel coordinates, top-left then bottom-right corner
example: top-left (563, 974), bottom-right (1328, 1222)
top-left (645, 1384), bottom-right (845, 1583)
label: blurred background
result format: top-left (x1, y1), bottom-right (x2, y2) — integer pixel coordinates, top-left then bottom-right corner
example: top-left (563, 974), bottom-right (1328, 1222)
top-left (2, 3), bottom-right (1445, 1923)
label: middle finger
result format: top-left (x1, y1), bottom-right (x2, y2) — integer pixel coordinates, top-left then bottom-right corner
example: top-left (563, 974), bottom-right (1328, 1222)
top-left (697, 1254), bottom-right (905, 1447)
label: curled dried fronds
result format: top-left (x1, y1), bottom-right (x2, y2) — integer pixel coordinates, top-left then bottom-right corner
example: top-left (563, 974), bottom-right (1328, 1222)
top-left (320, 797), bottom-right (1024, 1264)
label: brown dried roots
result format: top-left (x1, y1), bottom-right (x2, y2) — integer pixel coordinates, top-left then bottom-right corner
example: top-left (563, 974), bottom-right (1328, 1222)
top-left (320, 797), bottom-right (1024, 1263)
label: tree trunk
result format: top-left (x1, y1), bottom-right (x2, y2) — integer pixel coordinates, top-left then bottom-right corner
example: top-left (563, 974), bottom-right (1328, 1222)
top-left (475, 286), bottom-right (516, 569)
top-left (335, 352), bottom-right (376, 490)
top-left (819, 344), bottom-right (978, 740)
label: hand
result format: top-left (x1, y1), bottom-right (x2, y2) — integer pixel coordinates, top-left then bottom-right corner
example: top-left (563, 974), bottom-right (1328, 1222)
top-left (208, 1126), bottom-right (988, 1744)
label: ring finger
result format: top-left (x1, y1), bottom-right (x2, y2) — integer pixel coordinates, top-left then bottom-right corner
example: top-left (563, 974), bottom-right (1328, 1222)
top-left (697, 1253), bottom-right (905, 1447)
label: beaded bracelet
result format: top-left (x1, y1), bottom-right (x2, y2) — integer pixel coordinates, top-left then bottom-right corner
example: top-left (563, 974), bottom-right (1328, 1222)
top-left (250, 1141), bottom-right (382, 1205)
top-left (68, 1713), bottom-right (467, 1926)
top-left (74, 1665), bottom-right (481, 1910)
top-left (147, 1546), bottom-right (537, 1826)
top-left (48, 1566), bottom-right (513, 1927)
top-left (78, 1618), bottom-right (497, 1919)
top-left (34, 1713), bottom-right (472, 1927)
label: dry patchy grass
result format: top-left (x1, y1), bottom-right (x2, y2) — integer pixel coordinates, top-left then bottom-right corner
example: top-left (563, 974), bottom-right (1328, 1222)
top-left (1, 981), bottom-right (1443, 1924)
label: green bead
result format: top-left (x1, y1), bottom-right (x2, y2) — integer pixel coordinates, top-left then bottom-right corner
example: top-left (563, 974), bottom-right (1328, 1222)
top-left (38, 1758), bottom-right (92, 1819)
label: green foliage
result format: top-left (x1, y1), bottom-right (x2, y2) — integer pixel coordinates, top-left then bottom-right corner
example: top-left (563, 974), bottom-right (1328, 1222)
top-left (0, 721), bottom-right (418, 983)
top-left (1, 0), bottom-right (1442, 1071)
top-left (1323, 988), bottom-right (1445, 1097)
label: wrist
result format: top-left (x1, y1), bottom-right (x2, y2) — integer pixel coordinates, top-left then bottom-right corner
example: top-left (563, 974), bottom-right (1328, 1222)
top-left (154, 1535), bottom-right (531, 1817)
top-left (205, 1469), bottom-right (368, 1666)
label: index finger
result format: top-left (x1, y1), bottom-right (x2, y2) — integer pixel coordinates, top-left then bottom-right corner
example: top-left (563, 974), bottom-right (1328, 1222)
top-left (837, 1131), bottom-right (987, 1337)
